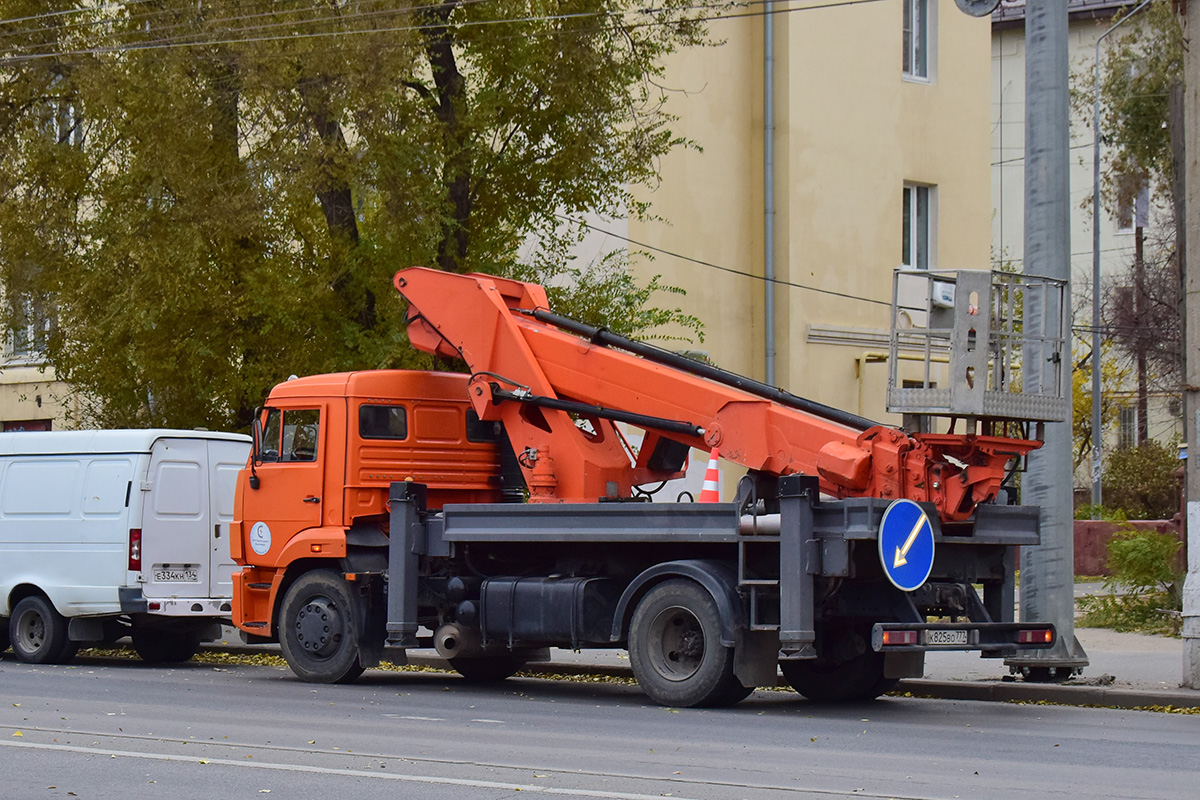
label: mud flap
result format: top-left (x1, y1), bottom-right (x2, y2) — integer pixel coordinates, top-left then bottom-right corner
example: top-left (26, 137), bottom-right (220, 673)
top-left (735, 629), bottom-right (781, 688)
top-left (884, 651), bottom-right (925, 679)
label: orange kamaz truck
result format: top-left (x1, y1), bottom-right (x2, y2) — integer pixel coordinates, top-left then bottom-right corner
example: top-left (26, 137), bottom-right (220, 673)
top-left (231, 267), bottom-right (1063, 706)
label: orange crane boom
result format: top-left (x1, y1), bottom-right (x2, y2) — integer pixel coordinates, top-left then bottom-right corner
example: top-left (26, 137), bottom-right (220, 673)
top-left (394, 267), bottom-right (1039, 522)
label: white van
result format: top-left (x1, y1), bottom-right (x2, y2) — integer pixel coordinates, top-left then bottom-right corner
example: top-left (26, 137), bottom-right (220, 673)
top-left (0, 430), bottom-right (251, 664)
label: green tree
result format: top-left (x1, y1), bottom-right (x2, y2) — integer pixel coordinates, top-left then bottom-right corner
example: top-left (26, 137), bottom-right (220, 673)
top-left (1072, 340), bottom-right (1130, 472)
top-left (1071, 3), bottom-right (1184, 395)
top-left (0, 0), bottom-right (715, 430)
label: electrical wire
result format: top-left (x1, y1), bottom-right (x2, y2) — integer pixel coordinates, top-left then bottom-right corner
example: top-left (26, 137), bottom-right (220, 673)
top-left (554, 214), bottom-right (894, 306)
top-left (0, 0), bottom-right (891, 65)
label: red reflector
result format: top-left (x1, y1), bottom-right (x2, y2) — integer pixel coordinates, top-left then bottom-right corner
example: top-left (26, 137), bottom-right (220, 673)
top-left (882, 630), bottom-right (919, 646)
top-left (148, 602), bottom-right (161, 611)
top-left (128, 529), bottom-right (142, 571)
top-left (1018, 629), bottom-right (1053, 644)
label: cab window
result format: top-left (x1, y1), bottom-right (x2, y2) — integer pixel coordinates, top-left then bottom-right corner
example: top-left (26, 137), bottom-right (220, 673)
top-left (260, 408), bottom-right (320, 463)
top-left (360, 404), bottom-right (407, 440)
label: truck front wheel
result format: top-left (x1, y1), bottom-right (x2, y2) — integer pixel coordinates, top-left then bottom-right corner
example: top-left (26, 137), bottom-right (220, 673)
top-left (9, 595), bottom-right (79, 665)
top-left (278, 570), bottom-right (366, 684)
top-left (628, 579), bottom-right (751, 708)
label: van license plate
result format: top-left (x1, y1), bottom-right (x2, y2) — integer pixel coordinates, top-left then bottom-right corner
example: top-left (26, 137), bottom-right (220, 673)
top-left (154, 569), bottom-right (198, 582)
top-left (927, 630), bottom-right (968, 645)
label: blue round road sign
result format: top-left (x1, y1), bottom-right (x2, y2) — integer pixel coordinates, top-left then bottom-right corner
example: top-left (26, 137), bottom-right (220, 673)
top-left (878, 499), bottom-right (935, 592)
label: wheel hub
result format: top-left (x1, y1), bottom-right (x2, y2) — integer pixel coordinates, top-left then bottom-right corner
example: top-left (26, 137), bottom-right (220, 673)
top-left (294, 597), bottom-right (343, 657)
top-left (16, 609), bottom-right (46, 651)
top-left (647, 605), bottom-right (704, 682)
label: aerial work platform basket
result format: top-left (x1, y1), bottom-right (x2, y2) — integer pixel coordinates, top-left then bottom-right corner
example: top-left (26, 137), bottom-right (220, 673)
top-left (887, 269), bottom-right (1068, 424)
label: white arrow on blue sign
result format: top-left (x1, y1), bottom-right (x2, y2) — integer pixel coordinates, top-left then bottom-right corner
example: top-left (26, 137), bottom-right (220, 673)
top-left (877, 498), bottom-right (936, 592)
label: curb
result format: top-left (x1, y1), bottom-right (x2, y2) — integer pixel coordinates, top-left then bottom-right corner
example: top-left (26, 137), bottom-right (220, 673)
top-left (203, 644), bottom-right (1200, 710)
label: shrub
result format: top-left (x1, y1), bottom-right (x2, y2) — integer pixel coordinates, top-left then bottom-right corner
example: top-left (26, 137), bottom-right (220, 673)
top-left (1101, 439), bottom-right (1182, 520)
top-left (1077, 525), bottom-right (1183, 635)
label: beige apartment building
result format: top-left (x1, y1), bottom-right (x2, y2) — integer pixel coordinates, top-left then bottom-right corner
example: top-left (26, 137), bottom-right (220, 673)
top-left (618, 1), bottom-right (993, 424)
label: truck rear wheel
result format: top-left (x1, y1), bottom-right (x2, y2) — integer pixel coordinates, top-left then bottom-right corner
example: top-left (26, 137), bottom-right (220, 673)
top-left (780, 627), bottom-right (897, 703)
top-left (9, 595), bottom-right (79, 665)
top-left (278, 570), bottom-right (366, 684)
top-left (628, 579), bottom-right (750, 708)
top-left (132, 629), bottom-right (201, 663)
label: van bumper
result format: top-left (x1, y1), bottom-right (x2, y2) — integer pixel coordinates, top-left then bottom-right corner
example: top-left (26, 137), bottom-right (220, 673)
top-left (119, 589), bottom-right (232, 617)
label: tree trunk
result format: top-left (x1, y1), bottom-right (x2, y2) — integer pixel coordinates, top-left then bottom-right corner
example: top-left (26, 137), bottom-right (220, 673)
top-left (422, 1), bottom-right (473, 273)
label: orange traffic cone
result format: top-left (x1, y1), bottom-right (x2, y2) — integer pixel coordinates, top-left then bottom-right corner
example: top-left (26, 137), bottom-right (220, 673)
top-left (699, 448), bottom-right (720, 502)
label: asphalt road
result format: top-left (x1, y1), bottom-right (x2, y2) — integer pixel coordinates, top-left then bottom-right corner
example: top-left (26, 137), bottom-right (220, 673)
top-left (2, 654), bottom-right (1198, 800)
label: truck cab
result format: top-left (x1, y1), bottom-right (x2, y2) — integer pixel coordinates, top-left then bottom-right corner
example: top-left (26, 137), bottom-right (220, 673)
top-left (231, 370), bottom-right (505, 635)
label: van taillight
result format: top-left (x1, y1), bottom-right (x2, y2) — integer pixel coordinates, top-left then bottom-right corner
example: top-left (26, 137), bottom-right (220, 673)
top-left (128, 529), bottom-right (142, 571)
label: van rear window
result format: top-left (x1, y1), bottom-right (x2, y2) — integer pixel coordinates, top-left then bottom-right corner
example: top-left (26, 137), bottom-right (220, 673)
top-left (360, 405), bottom-right (407, 440)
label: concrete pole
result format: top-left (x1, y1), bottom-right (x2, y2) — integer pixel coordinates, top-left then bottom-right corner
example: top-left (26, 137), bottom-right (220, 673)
top-left (1006, 0), bottom-right (1089, 678)
top-left (1181, 6), bottom-right (1200, 691)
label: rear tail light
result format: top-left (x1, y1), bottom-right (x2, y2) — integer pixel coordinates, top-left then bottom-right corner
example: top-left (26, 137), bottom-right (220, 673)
top-left (128, 528), bottom-right (142, 571)
top-left (1017, 628), bottom-right (1054, 644)
top-left (881, 630), bottom-right (919, 646)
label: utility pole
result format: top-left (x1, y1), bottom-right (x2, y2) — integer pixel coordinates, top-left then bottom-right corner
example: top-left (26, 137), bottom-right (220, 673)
top-left (1005, 0), bottom-right (1089, 680)
top-left (1180, 2), bottom-right (1200, 691)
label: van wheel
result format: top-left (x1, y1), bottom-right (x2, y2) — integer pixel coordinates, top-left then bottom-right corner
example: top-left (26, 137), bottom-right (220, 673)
top-left (279, 570), bottom-right (366, 684)
top-left (132, 629), bottom-right (201, 663)
top-left (628, 579), bottom-right (750, 708)
top-left (10, 596), bottom-right (79, 665)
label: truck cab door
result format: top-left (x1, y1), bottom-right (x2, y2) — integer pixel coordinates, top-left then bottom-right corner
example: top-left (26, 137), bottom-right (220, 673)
top-left (241, 407), bottom-right (325, 565)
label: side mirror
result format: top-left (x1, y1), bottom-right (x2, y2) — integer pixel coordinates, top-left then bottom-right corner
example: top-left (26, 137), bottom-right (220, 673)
top-left (249, 410), bottom-right (263, 490)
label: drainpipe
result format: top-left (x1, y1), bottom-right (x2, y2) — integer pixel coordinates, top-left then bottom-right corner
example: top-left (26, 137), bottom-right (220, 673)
top-left (764, 3), bottom-right (776, 386)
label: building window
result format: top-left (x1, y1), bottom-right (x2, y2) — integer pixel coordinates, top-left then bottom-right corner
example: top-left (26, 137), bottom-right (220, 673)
top-left (903, 0), bottom-right (930, 80)
top-left (902, 183), bottom-right (934, 270)
top-left (6, 292), bottom-right (52, 360)
top-left (1117, 405), bottom-right (1137, 450)
top-left (1115, 175), bottom-right (1149, 233)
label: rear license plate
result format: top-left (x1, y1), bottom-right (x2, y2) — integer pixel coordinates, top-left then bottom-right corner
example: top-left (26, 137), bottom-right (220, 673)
top-left (154, 568), bottom-right (198, 582)
top-left (927, 629), bottom-right (968, 645)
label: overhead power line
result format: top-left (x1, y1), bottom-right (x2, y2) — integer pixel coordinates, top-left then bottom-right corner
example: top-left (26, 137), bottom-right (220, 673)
top-left (556, 214), bottom-right (893, 307)
top-left (0, 0), bottom-right (891, 64)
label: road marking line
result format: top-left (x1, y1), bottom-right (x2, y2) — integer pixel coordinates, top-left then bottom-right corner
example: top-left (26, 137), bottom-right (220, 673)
top-left (0, 739), bottom-right (702, 800)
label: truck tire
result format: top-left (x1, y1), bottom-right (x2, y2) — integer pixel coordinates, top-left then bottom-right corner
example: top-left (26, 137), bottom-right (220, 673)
top-left (9, 595), bottom-right (79, 665)
top-left (449, 653), bottom-right (525, 683)
top-left (132, 629), bottom-right (201, 663)
top-left (628, 579), bottom-right (751, 708)
top-left (278, 570), bottom-right (366, 684)
top-left (780, 627), bottom-right (897, 703)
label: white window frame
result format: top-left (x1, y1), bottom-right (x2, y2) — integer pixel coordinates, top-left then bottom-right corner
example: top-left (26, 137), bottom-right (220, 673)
top-left (902, 183), bottom-right (936, 271)
top-left (903, 0), bottom-right (934, 82)
top-left (5, 292), bottom-right (52, 362)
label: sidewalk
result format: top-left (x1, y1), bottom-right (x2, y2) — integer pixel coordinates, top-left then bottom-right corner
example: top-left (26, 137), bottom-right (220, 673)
top-left (209, 619), bottom-right (1200, 710)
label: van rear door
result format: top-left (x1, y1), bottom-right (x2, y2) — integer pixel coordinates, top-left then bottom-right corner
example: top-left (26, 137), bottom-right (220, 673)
top-left (207, 439), bottom-right (250, 599)
top-left (141, 438), bottom-right (212, 601)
